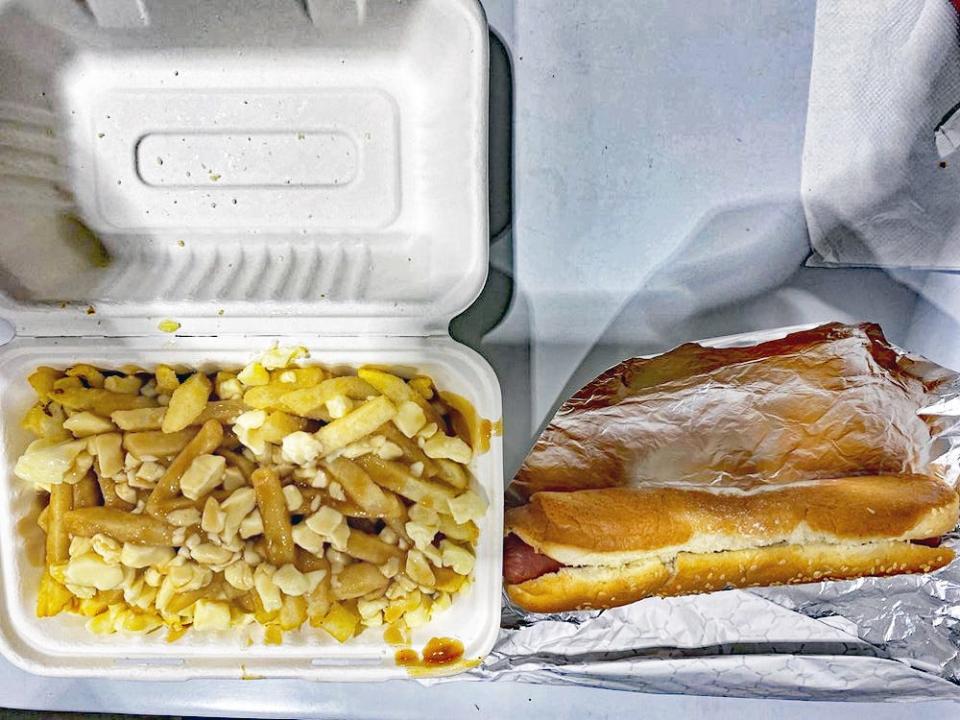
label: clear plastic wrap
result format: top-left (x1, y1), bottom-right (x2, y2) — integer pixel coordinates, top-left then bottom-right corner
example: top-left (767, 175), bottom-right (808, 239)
top-left (513, 323), bottom-right (955, 499)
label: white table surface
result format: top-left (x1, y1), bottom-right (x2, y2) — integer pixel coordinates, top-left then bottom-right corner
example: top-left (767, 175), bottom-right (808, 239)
top-left (5, 0), bottom-right (960, 714)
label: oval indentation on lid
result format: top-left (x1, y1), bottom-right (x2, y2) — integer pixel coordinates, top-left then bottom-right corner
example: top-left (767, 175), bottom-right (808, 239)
top-left (136, 131), bottom-right (358, 188)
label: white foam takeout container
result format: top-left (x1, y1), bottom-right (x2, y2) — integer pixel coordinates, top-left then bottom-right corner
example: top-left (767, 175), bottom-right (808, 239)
top-left (0, 0), bottom-right (502, 680)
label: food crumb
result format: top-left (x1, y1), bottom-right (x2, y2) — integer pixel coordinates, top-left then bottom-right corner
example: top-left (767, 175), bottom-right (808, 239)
top-left (210, 173), bottom-right (221, 182)
top-left (85, 305), bottom-right (96, 315)
top-left (177, 240), bottom-right (185, 247)
top-left (158, 319), bottom-right (181, 333)
top-left (217, 309), bottom-right (225, 316)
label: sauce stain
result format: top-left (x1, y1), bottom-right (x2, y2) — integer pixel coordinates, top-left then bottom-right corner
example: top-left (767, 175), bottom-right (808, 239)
top-left (395, 648), bottom-right (420, 666)
top-left (395, 637), bottom-right (477, 675)
top-left (439, 391), bottom-right (499, 454)
top-left (421, 636), bottom-right (464, 665)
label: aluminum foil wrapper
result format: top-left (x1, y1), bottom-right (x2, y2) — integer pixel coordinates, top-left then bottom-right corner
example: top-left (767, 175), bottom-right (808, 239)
top-left (461, 324), bottom-right (960, 700)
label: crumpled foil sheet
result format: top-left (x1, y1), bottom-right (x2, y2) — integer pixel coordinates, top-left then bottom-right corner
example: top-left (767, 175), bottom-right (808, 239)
top-left (456, 324), bottom-right (960, 701)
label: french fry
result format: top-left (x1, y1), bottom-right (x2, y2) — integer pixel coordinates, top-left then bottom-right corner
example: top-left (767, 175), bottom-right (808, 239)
top-left (155, 365), bottom-right (180, 393)
top-left (151, 487), bottom-right (231, 513)
top-left (406, 549), bottom-right (435, 587)
top-left (259, 411), bottom-right (308, 444)
top-left (318, 601), bottom-right (359, 642)
top-left (124, 428), bottom-right (196, 459)
top-left (307, 574), bottom-right (333, 624)
top-left (439, 390), bottom-right (490, 454)
top-left (49, 387), bottom-right (156, 416)
top-left (22, 403), bottom-right (70, 440)
top-left (162, 372), bottom-right (212, 433)
top-left (356, 455), bottom-right (457, 510)
top-left (199, 400), bottom-right (245, 425)
top-left (64, 507), bottom-right (176, 545)
top-left (146, 420), bottom-right (223, 515)
top-left (66, 364), bottom-right (105, 388)
top-left (167, 585), bottom-right (212, 614)
top-left (37, 505), bottom-right (50, 534)
top-left (315, 395), bottom-right (397, 454)
top-left (217, 448), bottom-right (256, 481)
top-left (53, 376), bottom-right (83, 392)
top-left (357, 367), bottom-right (441, 426)
top-left (316, 495), bottom-right (379, 519)
top-left (36, 570), bottom-right (73, 617)
top-left (279, 594), bottom-right (308, 631)
top-left (279, 376), bottom-right (378, 419)
top-left (104, 374), bottom-right (143, 395)
top-left (110, 407), bottom-right (166, 431)
top-left (384, 514), bottom-right (412, 546)
top-left (408, 376), bottom-right (434, 400)
top-left (94, 432), bottom-right (123, 477)
top-left (324, 457), bottom-right (396, 517)
top-left (113, 401), bottom-right (243, 432)
top-left (331, 562), bottom-right (388, 600)
top-left (251, 467), bottom-right (295, 566)
top-left (433, 567), bottom-right (468, 593)
top-left (219, 427), bottom-right (241, 451)
top-left (346, 530), bottom-right (402, 565)
top-left (434, 458), bottom-right (469, 490)
top-left (295, 547), bottom-right (330, 574)
top-left (73, 472), bottom-right (102, 508)
top-left (437, 514), bottom-right (478, 543)
top-left (62, 410), bottom-right (116, 437)
top-left (233, 591), bottom-right (256, 615)
top-left (270, 366), bottom-right (326, 385)
top-left (28, 367), bottom-right (63, 398)
top-left (376, 423), bottom-right (440, 477)
top-left (45, 483), bottom-right (73, 565)
top-left (96, 474), bottom-right (135, 511)
top-left (244, 378), bottom-right (325, 411)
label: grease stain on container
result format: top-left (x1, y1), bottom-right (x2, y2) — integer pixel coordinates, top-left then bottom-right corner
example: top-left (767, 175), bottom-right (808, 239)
top-left (239, 664), bottom-right (263, 680)
top-left (60, 214), bottom-right (111, 269)
top-left (395, 637), bottom-right (478, 676)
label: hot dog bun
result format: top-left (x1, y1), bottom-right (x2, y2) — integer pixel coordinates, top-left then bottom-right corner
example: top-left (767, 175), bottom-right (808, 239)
top-left (504, 475), bottom-right (958, 613)
top-left (506, 540), bottom-right (954, 613)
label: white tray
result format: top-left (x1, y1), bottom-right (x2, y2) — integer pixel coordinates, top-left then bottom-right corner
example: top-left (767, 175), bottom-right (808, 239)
top-left (0, 0), bottom-right (501, 682)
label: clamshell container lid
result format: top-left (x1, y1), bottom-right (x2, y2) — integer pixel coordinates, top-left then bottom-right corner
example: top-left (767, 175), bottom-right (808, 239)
top-left (0, 0), bottom-right (489, 338)
top-left (0, 0), bottom-right (500, 682)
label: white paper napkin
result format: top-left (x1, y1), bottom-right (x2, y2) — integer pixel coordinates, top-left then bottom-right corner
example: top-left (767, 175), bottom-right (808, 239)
top-left (803, 0), bottom-right (960, 269)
